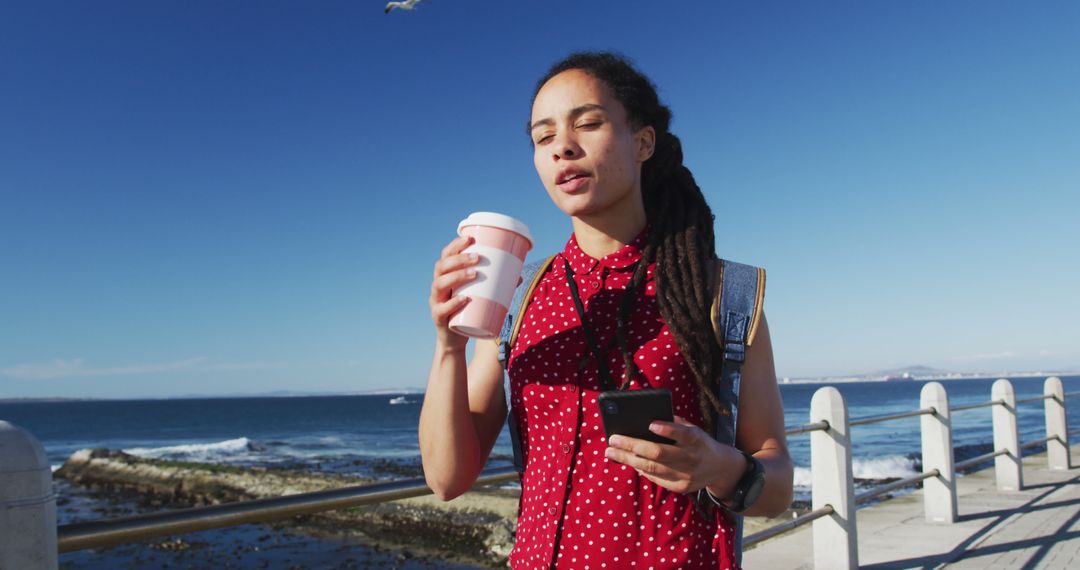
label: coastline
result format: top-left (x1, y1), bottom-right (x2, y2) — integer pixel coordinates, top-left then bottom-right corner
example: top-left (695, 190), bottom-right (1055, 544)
top-left (44, 373), bottom-right (1074, 567)
top-left (7, 371), bottom-right (1077, 402)
top-left (54, 448), bottom-right (806, 568)
top-left (56, 449), bottom-right (518, 568)
top-left (781, 370), bottom-right (1079, 385)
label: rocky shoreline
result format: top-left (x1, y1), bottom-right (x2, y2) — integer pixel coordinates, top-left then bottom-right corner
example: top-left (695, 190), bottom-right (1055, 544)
top-left (57, 448), bottom-right (518, 568)
top-left (55, 448), bottom-right (806, 567)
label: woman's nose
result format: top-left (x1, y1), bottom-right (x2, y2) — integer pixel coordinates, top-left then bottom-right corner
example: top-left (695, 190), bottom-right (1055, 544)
top-left (553, 134), bottom-right (580, 160)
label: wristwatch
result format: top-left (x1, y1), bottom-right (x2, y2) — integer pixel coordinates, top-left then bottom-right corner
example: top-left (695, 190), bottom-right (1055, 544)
top-left (706, 450), bottom-right (766, 513)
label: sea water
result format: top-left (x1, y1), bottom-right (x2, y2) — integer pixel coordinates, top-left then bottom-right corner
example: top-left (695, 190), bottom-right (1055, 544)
top-left (3, 375), bottom-right (1079, 502)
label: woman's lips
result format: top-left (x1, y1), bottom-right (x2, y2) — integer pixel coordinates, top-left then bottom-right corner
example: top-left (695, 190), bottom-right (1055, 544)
top-left (557, 174), bottom-right (590, 193)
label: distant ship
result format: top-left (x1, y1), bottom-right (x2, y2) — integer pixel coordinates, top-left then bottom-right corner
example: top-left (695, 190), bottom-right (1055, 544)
top-left (389, 396), bottom-right (414, 405)
top-left (884, 373), bottom-right (914, 382)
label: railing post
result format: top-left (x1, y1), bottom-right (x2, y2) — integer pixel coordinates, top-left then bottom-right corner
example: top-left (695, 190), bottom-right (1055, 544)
top-left (0, 421), bottom-right (58, 570)
top-left (810, 387), bottom-right (858, 570)
top-left (920, 382), bottom-right (957, 523)
top-left (1044, 376), bottom-right (1069, 470)
top-left (991, 379), bottom-right (1023, 491)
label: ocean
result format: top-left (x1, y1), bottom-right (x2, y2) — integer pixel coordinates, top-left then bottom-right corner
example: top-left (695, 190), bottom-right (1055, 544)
top-left (2, 375), bottom-right (1079, 567)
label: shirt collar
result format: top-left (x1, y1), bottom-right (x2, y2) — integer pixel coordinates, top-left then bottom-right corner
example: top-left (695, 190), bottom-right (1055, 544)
top-left (561, 225), bottom-right (649, 276)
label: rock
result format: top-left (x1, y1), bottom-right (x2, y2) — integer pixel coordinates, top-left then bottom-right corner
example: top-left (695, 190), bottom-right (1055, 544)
top-left (56, 448), bottom-right (518, 568)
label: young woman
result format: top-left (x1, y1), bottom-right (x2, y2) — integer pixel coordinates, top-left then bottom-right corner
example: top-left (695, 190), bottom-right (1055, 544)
top-left (420, 52), bottom-right (792, 569)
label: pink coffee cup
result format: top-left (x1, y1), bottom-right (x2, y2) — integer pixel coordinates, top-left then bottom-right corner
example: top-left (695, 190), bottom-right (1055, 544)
top-left (449, 212), bottom-right (533, 339)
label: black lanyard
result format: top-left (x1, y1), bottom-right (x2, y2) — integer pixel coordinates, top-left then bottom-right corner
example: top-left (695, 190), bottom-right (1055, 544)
top-left (563, 257), bottom-right (640, 391)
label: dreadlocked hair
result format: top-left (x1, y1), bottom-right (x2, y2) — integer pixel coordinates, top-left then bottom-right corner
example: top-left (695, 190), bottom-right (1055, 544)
top-left (531, 51), bottom-right (728, 437)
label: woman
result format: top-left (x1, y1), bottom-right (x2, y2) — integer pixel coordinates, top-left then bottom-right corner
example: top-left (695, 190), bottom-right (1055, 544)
top-left (420, 51), bottom-right (792, 569)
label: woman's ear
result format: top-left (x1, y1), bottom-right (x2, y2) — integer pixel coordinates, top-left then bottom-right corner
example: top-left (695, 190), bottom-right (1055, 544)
top-left (635, 126), bottom-right (656, 163)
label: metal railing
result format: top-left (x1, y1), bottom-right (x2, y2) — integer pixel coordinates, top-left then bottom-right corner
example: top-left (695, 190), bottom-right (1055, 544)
top-left (786, 376), bottom-right (1076, 569)
top-left (57, 467), bottom-right (519, 553)
top-left (744, 504), bottom-right (833, 546)
top-left (849, 407), bottom-right (935, 426)
top-left (0, 377), bottom-right (1075, 570)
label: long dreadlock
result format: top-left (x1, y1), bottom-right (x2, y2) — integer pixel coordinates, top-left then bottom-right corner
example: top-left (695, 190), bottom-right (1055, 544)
top-left (530, 52), bottom-right (728, 436)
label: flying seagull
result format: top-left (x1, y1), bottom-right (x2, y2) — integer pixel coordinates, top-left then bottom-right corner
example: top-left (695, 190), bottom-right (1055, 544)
top-left (385, 0), bottom-right (425, 14)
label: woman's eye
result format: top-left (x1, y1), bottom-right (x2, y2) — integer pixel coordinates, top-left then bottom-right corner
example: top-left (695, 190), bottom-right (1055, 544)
top-left (577, 121), bottom-right (601, 129)
top-left (536, 134), bottom-right (554, 145)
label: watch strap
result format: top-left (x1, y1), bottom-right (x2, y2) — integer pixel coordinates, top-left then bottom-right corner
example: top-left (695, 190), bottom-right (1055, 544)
top-left (703, 450), bottom-right (764, 513)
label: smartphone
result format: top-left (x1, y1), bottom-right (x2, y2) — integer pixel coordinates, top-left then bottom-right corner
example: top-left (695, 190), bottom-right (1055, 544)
top-left (598, 388), bottom-right (676, 445)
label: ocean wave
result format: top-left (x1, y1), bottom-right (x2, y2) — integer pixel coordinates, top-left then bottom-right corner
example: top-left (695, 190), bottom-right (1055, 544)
top-left (123, 437), bottom-right (259, 463)
top-left (285, 435), bottom-right (348, 450)
top-left (852, 454), bottom-right (920, 481)
top-left (793, 454), bottom-right (920, 489)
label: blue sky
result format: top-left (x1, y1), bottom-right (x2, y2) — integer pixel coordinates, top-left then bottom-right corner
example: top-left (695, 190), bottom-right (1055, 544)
top-left (2, 1), bottom-right (1078, 399)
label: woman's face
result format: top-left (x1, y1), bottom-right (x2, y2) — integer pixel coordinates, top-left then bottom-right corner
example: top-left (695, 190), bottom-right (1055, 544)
top-left (529, 69), bottom-right (655, 219)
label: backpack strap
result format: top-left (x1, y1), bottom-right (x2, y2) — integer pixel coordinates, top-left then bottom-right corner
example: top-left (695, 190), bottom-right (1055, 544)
top-left (495, 254), bottom-right (557, 475)
top-left (710, 258), bottom-right (766, 446)
top-left (708, 257), bottom-right (766, 566)
top-left (497, 255), bottom-right (557, 368)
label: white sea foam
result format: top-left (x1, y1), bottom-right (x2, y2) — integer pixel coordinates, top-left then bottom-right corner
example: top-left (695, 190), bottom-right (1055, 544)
top-left (123, 437), bottom-right (255, 463)
top-left (793, 454), bottom-right (919, 490)
top-left (51, 464), bottom-right (62, 473)
top-left (852, 455), bottom-right (920, 480)
top-left (314, 435), bottom-right (346, 447)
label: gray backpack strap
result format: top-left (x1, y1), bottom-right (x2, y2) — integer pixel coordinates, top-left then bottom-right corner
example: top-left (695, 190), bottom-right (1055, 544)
top-left (710, 257), bottom-right (766, 565)
top-left (496, 255), bottom-right (556, 475)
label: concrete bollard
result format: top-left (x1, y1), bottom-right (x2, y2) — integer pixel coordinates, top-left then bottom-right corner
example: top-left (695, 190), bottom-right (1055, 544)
top-left (991, 379), bottom-right (1023, 491)
top-left (920, 382), bottom-right (957, 523)
top-left (1044, 377), bottom-right (1069, 470)
top-left (810, 387), bottom-right (858, 570)
top-left (0, 420), bottom-right (58, 570)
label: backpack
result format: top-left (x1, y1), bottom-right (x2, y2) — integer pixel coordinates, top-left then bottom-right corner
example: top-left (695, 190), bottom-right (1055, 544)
top-left (494, 253), bottom-right (766, 560)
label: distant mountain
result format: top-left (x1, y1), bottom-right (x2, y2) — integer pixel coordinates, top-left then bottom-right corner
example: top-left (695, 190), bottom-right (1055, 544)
top-left (0, 396), bottom-right (101, 403)
top-left (872, 365), bottom-right (955, 377)
top-left (167, 387), bottom-right (426, 399)
top-left (781, 363), bottom-right (1079, 385)
top-left (0, 388), bottom-right (429, 402)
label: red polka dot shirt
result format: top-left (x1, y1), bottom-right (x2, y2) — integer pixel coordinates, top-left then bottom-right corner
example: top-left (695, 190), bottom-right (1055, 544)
top-left (506, 228), bottom-right (740, 569)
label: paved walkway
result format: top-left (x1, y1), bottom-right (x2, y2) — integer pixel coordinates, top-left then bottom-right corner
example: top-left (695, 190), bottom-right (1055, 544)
top-left (743, 446), bottom-right (1080, 569)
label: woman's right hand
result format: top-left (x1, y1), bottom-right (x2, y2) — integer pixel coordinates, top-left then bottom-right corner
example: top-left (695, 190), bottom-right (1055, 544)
top-left (430, 235), bottom-right (481, 352)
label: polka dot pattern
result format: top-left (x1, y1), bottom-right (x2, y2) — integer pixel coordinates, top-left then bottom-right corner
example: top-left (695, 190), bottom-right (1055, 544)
top-left (506, 229), bottom-right (740, 569)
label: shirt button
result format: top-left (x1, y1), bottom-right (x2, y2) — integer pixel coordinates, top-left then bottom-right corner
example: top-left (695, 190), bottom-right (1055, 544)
top-left (568, 385), bottom-right (577, 392)
top-left (561, 443), bottom-right (571, 454)
top-left (590, 279), bottom-right (601, 290)
top-left (548, 506), bottom-right (558, 516)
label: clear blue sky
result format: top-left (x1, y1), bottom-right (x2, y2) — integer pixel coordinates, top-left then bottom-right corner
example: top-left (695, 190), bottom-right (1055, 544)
top-left (2, 1), bottom-right (1078, 398)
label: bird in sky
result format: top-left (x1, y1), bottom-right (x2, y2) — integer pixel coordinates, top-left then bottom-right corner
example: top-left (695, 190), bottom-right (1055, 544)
top-left (385, 0), bottom-right (425, 14)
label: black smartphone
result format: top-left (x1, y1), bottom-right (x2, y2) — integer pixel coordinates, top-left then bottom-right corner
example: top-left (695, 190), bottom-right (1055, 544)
top-left (598, 388), bottom-right (676, 445)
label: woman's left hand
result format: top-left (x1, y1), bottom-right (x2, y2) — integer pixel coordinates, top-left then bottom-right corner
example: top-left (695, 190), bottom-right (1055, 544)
top-left (604, 416), bottom-right (744, 499)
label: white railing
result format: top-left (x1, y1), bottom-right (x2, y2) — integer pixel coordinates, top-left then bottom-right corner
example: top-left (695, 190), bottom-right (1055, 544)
top-left (0, 376), bottom-right (1075, 569)
top-left (742, 376), bottom-right (1075, 569)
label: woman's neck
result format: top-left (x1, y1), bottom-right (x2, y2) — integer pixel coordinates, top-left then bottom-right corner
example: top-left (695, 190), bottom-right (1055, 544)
top-left (571, 201), bottom-right (648, 259)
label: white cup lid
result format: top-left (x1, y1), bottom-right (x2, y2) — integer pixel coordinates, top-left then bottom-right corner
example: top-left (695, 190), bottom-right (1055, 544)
top-left (457, 212), bottom-right (533, 248)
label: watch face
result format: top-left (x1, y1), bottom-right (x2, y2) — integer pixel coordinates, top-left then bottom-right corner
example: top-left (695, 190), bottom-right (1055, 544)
top-left (743, 473), bottom-right (766, 509)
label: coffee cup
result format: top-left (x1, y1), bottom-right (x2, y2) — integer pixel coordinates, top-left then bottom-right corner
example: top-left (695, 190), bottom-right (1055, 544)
top-left (449, 212), bottom-right (533, 339)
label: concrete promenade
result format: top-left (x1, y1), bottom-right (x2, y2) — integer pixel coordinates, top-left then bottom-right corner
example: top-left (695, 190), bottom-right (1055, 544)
top-left (744, 445), bottom-right (1080, 569)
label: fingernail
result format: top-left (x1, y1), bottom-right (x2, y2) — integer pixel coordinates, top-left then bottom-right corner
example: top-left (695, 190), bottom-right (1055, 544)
top-left (469, 253), bottom-right (479, 261)
top-left (648, 422), bottom-right (661, 433)
top-left (604, 448), bottom-right (615, 459)
top-left (467, 269), bottom-right (477, 277)
top-left (608, 435), bottom-right (622, 447)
